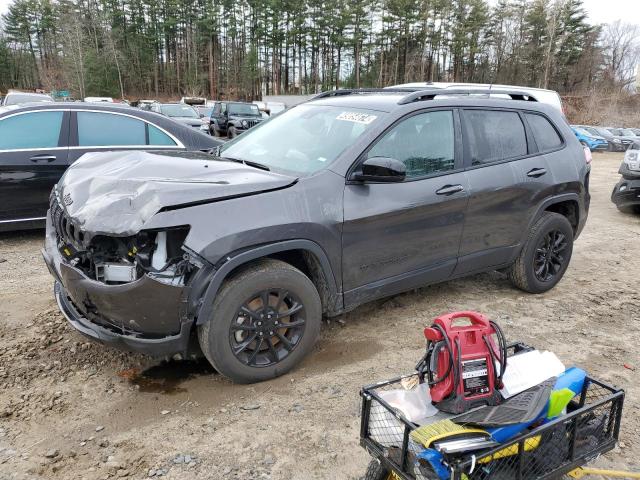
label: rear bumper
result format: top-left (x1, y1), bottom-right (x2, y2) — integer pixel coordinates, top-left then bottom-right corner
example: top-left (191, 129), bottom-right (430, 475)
top-left (42, 213), bottom-right (193, 357)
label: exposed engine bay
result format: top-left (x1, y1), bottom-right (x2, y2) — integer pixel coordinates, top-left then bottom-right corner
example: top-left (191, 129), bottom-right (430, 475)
top-left (57, 226), bottom-right (196, 286)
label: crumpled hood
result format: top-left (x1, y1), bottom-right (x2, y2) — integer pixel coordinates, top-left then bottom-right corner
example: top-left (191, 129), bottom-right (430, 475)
top-left (57, 150), bottom-right (297, 236)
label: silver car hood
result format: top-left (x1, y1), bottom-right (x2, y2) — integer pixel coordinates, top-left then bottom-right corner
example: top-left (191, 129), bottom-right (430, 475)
top-left (57, 150), bottom-right (296, 236)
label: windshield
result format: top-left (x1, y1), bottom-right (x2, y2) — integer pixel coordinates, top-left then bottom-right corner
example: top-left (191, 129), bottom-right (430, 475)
top-left (220, 104), bottom-right (382, 175)
top-left (575, 128), bottom-right (592, 137)
top-left (6, 93), bottom-right (53, 105)
top-left (161, 104), bottom-right (199, 118)
top-left (583, 127), bottom-right (600, 136)
top-left (228, 103), bottom-right (260, 116)
top-left (608, 128), bottom-right (623, 136)
top-left (621, 128), bottom-right (636, 136)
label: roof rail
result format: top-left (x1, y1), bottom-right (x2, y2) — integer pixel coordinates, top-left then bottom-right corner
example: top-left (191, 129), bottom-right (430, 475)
top-left (310, 87), bottom-right (418, 101)
top-left (397, 88), bottom-right (539, 105)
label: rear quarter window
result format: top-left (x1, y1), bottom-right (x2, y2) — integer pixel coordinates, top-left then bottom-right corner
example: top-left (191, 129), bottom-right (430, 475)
top-left (524, 113), bottom-right (563, 152)
top-left (464, 110), bottom-right (527, 165)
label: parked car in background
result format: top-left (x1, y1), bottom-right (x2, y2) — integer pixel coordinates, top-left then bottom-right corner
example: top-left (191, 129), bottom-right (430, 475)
top-left (0, 103), bottom-right (221, 232)
top-left (606, 127), bottom-right (636, 150)
top-left (151, 103), bottom-right (208, 133)
top-left (84, 97), bottom-right (114, 103)
top-left (612, 142), bottom-right (640, 213)
top-left (210, 101), bottom-right (264, 138)
top-left (578, 125), bottom-right (627, 152)
top-left (44, 87), bottom-right (590, 383)
top-left (576, 126), bottom-right (624, 152)
top-left (630, 128), bottom-right (640, 136)
top-left (181, 96), bottom-right (207, 106)
top-left (1, 91), bottom-right (54, 106)
top-left (571, 126), bottom-right (608, 151)
top-left (195, 105), bottom-right (214, 134)
top-left (136, 100), bottom-right (157, 111)
top-left (388, 82), bottom-right (564, 112)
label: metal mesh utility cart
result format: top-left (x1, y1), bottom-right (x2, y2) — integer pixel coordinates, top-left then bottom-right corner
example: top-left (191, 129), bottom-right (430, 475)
top-left (360, 358), bottom-right (624, 480)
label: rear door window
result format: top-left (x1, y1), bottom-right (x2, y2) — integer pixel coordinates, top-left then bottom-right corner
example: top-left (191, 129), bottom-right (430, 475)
top-left (0, 111), bottom-right (64, 149)
top-left (524, 113), bottom-right (563, 151)
top-left (463, 110), bottom-right (527, 165)
top-left (77, 111), bottom-right (146, 146)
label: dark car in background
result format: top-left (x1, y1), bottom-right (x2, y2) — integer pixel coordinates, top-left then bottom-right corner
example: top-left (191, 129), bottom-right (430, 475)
top-left (612, 140), bottom-right (640, 213)
top-left (44, 87), bottom-right (590, 383)
top-left (606, 127), bottom-right (637, 150)
top-left (151, 103), bottom-right (209, 134)
top-left (0, 103), bottom-right (221, 232)
top-left (210, 101), bottom-right (264, 138)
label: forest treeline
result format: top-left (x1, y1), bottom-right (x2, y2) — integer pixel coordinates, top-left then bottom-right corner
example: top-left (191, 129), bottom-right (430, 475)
top-left (0, 0), bottom-right (638, 100)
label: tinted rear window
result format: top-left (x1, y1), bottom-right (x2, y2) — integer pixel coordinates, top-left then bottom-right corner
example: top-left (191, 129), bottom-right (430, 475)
top-left (464, 110), bottom-right (527, 165)
top-left (525, 113), bottom-right (563, 151)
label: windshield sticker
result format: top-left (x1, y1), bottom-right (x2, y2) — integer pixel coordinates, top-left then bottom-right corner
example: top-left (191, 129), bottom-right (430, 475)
top-left (336, 112), bottom-right (377, 124)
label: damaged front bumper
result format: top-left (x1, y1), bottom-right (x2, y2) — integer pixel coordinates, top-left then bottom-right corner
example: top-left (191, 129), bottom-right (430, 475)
top-left (611, 177), bottom-right (640, 209)
top-left (42, 213), bottom-right (196, 358)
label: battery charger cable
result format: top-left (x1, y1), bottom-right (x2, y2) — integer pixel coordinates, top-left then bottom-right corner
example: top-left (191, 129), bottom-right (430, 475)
top-left (482, 320), bottom-right (508, 388)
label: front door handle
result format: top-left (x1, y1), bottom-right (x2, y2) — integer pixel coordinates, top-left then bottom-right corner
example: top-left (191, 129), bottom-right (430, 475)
top-left (436, 184), bottom-right (464, 195)
top-left (527, 167), bottom-right (547, 178)
top-left (30, 154), bottom-right (56, 163)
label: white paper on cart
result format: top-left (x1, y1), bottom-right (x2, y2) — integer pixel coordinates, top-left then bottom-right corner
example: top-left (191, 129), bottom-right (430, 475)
top-left (499, 350), bottom-right (566, 398)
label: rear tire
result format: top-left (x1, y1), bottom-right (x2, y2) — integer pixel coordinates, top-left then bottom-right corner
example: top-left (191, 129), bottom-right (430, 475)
top-left (197, 259), bottom-right (322, 383)
top-left (507, 212), bottom-right (574, 294)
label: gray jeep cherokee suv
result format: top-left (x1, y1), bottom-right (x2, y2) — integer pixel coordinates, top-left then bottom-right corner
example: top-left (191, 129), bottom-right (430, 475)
top-left (43, 88), bottom-right (590, 383)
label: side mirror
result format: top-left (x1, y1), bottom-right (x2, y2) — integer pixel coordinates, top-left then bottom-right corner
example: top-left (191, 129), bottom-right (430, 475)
top-left (352, 157), bottom-right (406, 183)
top-left (199, 113), bottom-right (205, 118)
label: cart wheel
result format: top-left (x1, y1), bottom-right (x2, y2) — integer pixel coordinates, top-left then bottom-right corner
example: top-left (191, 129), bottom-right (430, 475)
top-left (363, 459), bottom-right (394, 480)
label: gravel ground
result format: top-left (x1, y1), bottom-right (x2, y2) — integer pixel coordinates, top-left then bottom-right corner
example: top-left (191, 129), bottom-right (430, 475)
top-left (0, 151), bottom-right (638, 479)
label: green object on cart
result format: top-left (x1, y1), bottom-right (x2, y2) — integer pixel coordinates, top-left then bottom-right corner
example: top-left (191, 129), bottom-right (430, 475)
top-left (547, 388), bottom-right (576, 419)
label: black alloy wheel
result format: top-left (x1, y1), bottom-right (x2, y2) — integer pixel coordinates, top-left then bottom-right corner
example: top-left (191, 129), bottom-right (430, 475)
top-left (533, 230), bottom-right (568, 282)
top-left (230, 289), bottom-right (306, 367)
top-left (197, 259), bottom-right (321, 383)
top-left (507, 212), bottom-right (574, 293)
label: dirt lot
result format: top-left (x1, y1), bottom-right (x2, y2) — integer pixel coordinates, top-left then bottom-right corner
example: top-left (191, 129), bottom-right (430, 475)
top-left (0, 151), bottom-right (638, 480)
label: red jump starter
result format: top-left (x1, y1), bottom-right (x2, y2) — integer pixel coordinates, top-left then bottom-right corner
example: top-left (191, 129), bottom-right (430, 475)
top-left (419, 311), bottom-right (508, 414)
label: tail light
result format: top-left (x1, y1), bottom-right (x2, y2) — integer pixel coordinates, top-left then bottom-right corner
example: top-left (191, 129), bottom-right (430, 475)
top-left (583, 146), bottom-right (592, 165)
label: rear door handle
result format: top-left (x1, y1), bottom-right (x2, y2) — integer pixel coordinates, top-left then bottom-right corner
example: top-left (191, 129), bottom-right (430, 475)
top-left (436, 184), bottom-right (464, 195)
top-left (30, 154), bottom-right (56, 163)
top-left (527, 167), bottom-right (547, 178)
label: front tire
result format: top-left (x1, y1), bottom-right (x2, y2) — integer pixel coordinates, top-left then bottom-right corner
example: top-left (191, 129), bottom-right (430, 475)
top-left (617, 204), bottom-right (640, 214)
top-left (228, 127), bottom-right (237, 139)
top-left (197, 259), bottom-right (322, 383)
top-left (507, 212), bottom-right (574, 293)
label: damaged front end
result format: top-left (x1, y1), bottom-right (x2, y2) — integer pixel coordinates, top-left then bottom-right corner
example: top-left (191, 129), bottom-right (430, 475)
top-left (43, 189), bottom-right (209, 357)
